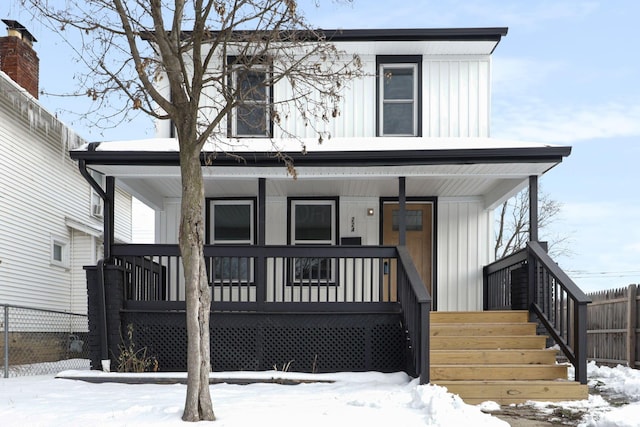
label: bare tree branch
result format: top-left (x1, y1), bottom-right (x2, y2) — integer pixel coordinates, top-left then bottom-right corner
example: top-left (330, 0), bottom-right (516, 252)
top-left (494, 186), bottom-right (572, 259)
top-left (21, 0), bottom-right (361, 421)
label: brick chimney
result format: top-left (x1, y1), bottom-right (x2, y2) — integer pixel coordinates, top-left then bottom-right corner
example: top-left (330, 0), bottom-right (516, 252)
top-left (0, 19), bottom-right (39, 98)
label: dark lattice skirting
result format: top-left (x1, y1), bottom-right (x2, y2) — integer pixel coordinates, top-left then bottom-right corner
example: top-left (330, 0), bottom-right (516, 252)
top-left (119, 311), bottom-right (407, 374)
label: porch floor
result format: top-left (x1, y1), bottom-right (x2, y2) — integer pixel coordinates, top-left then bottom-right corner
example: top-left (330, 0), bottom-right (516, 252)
top-left (430, 310), bottom-right (589, 404)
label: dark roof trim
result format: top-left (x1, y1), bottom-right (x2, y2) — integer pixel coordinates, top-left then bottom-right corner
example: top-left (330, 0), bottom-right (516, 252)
top-left (141, 27), bottom-right (508, 45)
top-left (314, 27), bottom-right (508, 42)
top-left (71, 145), bottom-right (570, 168)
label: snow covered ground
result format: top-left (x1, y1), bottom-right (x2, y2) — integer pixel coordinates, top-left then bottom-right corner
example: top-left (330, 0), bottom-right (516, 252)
top-left (0, 361), bottom-right (638, 426)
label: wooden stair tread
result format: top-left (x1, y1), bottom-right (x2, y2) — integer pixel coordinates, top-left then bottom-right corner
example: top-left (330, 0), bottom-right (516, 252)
top-left (431, 364), bottom-right (568, 381)
top-left (430, 349), bottom-right (558, 365)
top-left (431, 322), bottom-right (537, 336)
top-left (432, 380), bottom-right (589, 404)
top-left (430, 335), bottom-right (547, 350)
top-left (430, 310), bottom-right (529, 323)
top-left (424, 311), bottom-right (587, 404)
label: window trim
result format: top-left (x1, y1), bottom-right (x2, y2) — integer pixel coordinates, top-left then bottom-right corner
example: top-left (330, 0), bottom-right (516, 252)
top-left (205, 197), bottom-right (257, 284)
top-left (287, 197), bottom-right (339, 285)
top-left (288, 198), bottom-right (339, 246)
top-left (50, 235), bottom-right (70, 269)
top-left (206, 198), bottom-right (256, 245)
top-left (376, 55), bottom-right (422, 137)
top-left (227, 56), bottom-right (273, 138)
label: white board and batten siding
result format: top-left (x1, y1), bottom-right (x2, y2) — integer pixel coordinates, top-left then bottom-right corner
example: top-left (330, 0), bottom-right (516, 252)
top-left (0, 72), bottom-right (132, 315)
top-left (183, 41), bottom-right (493, 141)
top-left (153, 41), bottom-right (495, 307)
top-left (271, 55), bottom-right (491, 140)
top-left (437, 197), bottom-right (491, 311)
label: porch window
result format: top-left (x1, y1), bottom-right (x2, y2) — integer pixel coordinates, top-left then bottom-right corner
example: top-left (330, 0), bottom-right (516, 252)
top-left (207, 199), bottom-right (255, 283)
top-left (228, 58), bottom-right (272, 137)
top-left (377, 56), bottom-right (422, 136)
top-left (290, 199), bottom-right (337, 283)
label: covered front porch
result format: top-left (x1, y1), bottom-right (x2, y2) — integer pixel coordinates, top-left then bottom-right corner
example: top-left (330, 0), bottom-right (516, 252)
top-left (73, 137), bottom-right (588, 401)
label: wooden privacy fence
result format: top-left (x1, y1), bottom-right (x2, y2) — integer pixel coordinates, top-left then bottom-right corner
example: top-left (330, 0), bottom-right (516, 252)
top-left (587, 284), bottom-right (639, 368)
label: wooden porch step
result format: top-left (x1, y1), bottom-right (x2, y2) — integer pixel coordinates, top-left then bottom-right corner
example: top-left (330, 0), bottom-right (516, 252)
top-left (431, 322), bottom-right (537, 336)
top-left (434, 380), bottom-right (589, 405)
top-left (428, 310), bottom-right (586, 404)
top-left (430, 364), bottom-right (568, 381)
top-left (430, 349), bottom-right (558, 365)
top-left (430, 335), bottom-right (547, 350)
top-left (430, 310), bottom-right (529, 324)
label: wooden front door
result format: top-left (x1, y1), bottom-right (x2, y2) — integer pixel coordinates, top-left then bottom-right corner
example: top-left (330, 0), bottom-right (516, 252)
top-left (382, 202), bottom-right (433, 296)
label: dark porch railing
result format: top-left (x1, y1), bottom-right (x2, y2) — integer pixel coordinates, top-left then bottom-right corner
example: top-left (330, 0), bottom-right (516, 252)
top-left (483, 241), bottom-right (590, 384)
top-left (110, 243), bottom-right (431, 382)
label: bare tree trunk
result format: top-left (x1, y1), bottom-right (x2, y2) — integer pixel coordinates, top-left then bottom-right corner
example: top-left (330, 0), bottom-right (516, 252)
top-left (178, 144), bottom-right (215, 422)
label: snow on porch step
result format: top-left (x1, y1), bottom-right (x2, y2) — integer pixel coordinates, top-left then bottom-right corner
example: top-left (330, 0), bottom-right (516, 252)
top-left (430, 349), bottom-right (558, 365)
top-left (430, 335), bottom-right (547, 350)
top-left (434, 380), bottom-right (589, 405)
top-left (430, 363), bottom-right (569, 381)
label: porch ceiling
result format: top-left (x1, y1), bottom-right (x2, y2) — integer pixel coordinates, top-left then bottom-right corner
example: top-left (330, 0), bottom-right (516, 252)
top-left (73, 137), bottom-right (570, 210)
top-left (108, 162), bottom-right (548, 210)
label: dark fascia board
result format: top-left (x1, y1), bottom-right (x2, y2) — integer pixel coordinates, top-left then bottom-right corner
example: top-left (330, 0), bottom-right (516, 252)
top-left (70, 145), bottom-right (570, 168)
top-left (141, 27), bottom-right (508, 44)
top-left (320, 27), bottom-right (508, 43)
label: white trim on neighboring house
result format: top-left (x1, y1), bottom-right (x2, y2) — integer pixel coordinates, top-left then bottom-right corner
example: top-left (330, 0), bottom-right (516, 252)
top-left (65, 217), bottom-right (103, 237)
top-left (50, 234), bottom-right (70, 269)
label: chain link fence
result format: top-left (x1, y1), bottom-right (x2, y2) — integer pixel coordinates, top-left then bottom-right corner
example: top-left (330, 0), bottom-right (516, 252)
top-left (1, 304), bottom-right (90, 378)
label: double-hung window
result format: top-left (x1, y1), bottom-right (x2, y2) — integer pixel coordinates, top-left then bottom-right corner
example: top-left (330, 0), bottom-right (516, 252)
top-left (377, 55), bottom-right (422, 136)
top-left (207, 199), bottom-right (255, 283)
top-left (229, 57), bottom-right (272, 137)
top-left (289, 199), bottom-right (337, 284)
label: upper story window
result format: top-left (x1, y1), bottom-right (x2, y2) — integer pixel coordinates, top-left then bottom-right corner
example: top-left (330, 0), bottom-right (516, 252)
top-left (228, 57), bottom-right (272, 137)
top-left (377, 55), bottom-right (422, 137)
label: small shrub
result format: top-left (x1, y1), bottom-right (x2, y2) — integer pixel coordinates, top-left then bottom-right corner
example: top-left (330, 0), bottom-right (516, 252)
top-left (115, 324), bottom-right (159, 373)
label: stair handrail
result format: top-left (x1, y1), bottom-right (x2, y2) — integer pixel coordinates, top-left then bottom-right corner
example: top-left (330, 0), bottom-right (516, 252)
top-left (527, 241), bottom-right (591, 384)
top-left (396, 246), bottom-right (431, 384)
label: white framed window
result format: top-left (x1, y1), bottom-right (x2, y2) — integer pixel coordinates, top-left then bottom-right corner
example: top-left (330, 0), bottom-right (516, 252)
top-left (209, 199), bottom-right (255, 244)
top-left (50, 235), bottom-right (69, 268)
top-left (89, 169), bottom-right (105, 218)
top-left (289, 199), bottom-right (337, 283)
top-left (229, 61), bottom-right (271, 137)
top-left (377, 56), bottom-right (421, 136)
top-left (207, 199), bottom-right (255, 283)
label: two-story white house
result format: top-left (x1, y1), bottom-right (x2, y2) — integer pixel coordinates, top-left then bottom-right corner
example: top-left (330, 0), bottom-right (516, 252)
top-left (71, 27), bottom-right (589, 403)
top-left (0, 20), bottom-right (132, 364)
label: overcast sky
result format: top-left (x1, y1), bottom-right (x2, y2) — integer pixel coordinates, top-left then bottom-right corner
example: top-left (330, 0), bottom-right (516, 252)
top-left (3, 0), bottom-right (638, 292)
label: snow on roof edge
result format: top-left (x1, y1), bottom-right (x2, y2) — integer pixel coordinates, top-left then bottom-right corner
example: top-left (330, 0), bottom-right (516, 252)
top-left (73, 137), bottom-right (565, 154)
